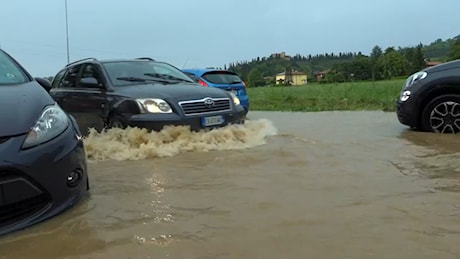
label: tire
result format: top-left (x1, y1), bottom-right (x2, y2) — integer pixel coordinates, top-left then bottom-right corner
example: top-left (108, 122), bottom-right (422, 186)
top-left (107, 112), bottom-right (128, 129)
top-left (420, 94), bottom-right (460, 134)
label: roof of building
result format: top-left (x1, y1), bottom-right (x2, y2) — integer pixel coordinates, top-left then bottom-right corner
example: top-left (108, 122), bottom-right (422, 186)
top-left (276, 71), bottom-right (307, 76)
top-left (426, 61), bottom-right (442, 66)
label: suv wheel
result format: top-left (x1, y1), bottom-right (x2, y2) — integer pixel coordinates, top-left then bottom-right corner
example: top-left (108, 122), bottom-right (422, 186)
top-left (421, 94), bottom-right (460, 134)
top-left (107, 113), bottom-right (128, 129)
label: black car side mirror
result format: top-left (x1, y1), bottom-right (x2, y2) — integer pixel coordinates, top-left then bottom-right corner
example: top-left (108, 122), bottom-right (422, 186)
top-left (80, 77), bottom-right (100, 88)
top-left (35, 77), bottom-right (52, 92)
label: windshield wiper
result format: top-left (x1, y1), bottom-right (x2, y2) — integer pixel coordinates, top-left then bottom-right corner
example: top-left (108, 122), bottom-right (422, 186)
top-left (144, 73), bottom-right (193, 83)
top-left (116, 77), bottom-right (147, 82)
top-left (116, 76), bottom-right (170, 84)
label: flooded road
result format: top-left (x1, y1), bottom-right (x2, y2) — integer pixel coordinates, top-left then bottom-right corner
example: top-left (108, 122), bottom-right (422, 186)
top-left (1, 111), bottom-right (460, 258)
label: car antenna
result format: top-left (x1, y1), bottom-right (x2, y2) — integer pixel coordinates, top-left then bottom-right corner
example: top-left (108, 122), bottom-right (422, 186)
top-left (182, 58), bottom-right (190, 69)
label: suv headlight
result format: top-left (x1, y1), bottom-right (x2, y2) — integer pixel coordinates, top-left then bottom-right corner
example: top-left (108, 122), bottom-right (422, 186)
top-left (404, 71), bottom-right (427, 89)
top-left (137, 98), bottom-right (172, 113)
top-left (22, 103), bottom-right (70, 149)
top-left (229, 92), bottom-right (240, 106)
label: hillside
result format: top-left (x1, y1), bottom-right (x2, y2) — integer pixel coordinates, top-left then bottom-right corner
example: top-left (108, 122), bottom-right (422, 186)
top-left (227, 35), bottom-right (459, 86)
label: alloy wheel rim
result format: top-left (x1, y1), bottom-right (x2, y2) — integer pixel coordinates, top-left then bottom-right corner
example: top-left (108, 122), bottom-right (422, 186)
top-left (429, 101), bottom-right (460, 134)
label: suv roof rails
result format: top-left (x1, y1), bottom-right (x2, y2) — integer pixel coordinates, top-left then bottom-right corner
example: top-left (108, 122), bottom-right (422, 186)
top-left (136, 57), bottom-right (155, 61)
top-left (65, 57), bottom-right (98, 67)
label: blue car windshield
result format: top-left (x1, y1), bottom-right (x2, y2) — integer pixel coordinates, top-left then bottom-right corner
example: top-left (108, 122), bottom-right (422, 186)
top-left (103, 61), bottom-right (195, 86)
top-left (0, 51), bottom-right (28, 85)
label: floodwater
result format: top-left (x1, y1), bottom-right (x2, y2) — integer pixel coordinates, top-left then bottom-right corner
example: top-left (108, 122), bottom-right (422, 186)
top-left (1, 111), bottom-right (460, 258)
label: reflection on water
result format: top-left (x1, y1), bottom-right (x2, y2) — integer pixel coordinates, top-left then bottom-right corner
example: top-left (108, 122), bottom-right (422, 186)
top-left (0, 197), bottom-right (108, 258)
top-left (396, 129), bottom-right (460, 193)
top-left (84, 119), bottom-right (277, 161)
top-left (399, 130), bottom-right (460, 154)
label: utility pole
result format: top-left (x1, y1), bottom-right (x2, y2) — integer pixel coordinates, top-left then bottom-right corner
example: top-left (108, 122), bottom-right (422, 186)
top-left (65, 0), bottom-right (70, 63)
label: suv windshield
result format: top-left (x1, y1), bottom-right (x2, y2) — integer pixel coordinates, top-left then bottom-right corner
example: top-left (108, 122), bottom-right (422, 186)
top-left (202, 71), bottom-right (242, 84)
top-left (103, 61), bottom-right (194, 86)
top-left (0, 51), bottom-right (28, 85)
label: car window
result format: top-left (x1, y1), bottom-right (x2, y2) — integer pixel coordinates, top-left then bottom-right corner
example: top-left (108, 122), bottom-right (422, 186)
top-left (78, 63), bottom-right (104, 88)
top-left (202, 71), bottom-right (242, 84)
top-left (52, 69), bottom-right (66, 88)
top-left (58, 64), bottom-right (83, 88)
top-left (0, 51), bottom-right (29, 85)
top-left (102, 61), bottom-right (194, 86)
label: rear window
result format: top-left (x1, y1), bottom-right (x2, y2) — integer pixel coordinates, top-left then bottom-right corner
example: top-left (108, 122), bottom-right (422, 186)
top-left (202, 71), bottom-right (242, 84)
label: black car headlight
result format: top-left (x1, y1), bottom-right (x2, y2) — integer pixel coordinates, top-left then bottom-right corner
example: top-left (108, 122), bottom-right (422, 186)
top-left (22, 103), bottom-right (70, 149)
top-left (136, 98), bottom-right (173, 113)
top-left (404, 71), bottom-right (427, 89)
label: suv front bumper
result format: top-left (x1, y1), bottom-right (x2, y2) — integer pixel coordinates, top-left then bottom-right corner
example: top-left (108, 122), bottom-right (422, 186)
top-left (126, 106), bottom-right (246, 132)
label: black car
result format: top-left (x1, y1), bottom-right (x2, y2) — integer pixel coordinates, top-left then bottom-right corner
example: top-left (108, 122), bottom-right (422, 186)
top-left (49, 57), bottom-right (246, 134)
top-left (396, 59), bottom-right (460, 134)
top-left (0, 49), bottom-right (89, 236)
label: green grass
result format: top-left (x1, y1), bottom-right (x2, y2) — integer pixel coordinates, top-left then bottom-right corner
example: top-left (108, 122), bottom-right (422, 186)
top-left (246, 79), bottom-right (405, 112)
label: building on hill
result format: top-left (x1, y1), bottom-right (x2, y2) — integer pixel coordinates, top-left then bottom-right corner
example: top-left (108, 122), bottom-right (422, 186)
top-left (270, 52), bottom-right (291, 60)
top-left (314, 70), bottom-right (330, 81)
top-left (275, 70), bottom-right (307, 85)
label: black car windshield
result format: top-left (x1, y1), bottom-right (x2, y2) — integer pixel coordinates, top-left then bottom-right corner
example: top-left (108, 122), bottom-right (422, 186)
top-left (202, 71), bottom-right (242, 84)
top-left (0, 51), bottom-right (28, 85)
top-left (103, 61), bottom-right (195, 86)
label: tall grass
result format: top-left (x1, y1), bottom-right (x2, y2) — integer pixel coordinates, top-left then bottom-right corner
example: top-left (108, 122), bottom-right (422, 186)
top-left (246, 79), bottom-right (405, 112)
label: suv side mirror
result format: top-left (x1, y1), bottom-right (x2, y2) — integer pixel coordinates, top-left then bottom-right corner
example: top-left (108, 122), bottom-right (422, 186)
top-left (80, 77), bottom-right (100, 88)
top-left (35, 77), bottom-right (52, 92)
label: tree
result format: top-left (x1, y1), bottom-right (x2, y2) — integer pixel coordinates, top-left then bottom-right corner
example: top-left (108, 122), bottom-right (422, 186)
top-left (448, 39), bottom-right (460, 61)
top-left (247, 68), bottom-right (265, 87)
top-left (412, 43), bottom-right (426, 72)
top-left (370, 45), bottom-right (383, 80)
top-left (380, 51), bottom-right (409, 79)
top-left (350, 56), bottom-right (372, 80)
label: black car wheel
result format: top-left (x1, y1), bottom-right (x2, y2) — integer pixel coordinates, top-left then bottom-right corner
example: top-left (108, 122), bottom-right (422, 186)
top-left (421, 94), bottom-right (460, 134)
top-left (107, 113), bottom-right (128, 129)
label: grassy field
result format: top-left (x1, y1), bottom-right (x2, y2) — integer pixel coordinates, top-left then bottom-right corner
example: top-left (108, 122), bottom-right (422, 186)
top-left (246, 79), bottom-right (405, 112)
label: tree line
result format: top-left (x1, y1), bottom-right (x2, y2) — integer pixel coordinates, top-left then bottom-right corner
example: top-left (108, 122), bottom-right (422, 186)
top-left (228, 35), bottom-right (460, 87)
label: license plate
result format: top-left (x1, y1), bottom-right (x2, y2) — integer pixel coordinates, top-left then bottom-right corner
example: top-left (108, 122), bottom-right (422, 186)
top-left (201, 115), bottom-right (225, 127)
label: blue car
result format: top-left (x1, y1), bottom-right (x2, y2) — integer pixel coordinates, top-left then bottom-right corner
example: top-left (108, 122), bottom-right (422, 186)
top-left (182, 68), bottom-right (249, 114)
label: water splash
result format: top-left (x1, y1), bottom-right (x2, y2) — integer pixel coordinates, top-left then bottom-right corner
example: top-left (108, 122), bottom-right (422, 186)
top-left (83, 119), bottom-right (277, 161)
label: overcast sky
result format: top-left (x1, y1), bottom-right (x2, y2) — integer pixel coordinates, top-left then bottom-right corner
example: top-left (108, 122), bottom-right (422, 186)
top-left (1, 0), bottom-right (459, 76)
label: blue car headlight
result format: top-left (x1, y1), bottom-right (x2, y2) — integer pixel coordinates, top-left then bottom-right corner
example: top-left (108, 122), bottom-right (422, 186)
top-left (22, 103), bottom-right (70, 149)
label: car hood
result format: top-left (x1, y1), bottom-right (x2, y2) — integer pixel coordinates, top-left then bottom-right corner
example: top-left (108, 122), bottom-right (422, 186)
top-left (113, 82), bottom-right (231, 100)
top-left (0, 81), bottom-right (55, 136)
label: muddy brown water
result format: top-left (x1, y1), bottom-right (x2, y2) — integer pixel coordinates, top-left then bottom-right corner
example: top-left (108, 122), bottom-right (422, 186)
top-left (1, 111), bottom-right (460, 258)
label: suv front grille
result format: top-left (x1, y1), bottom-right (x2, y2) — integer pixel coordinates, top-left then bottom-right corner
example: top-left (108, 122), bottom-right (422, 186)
top-left (179, 98), bottom-right (231, 116)
top-left (0, 171), bottom-right (51, 228)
